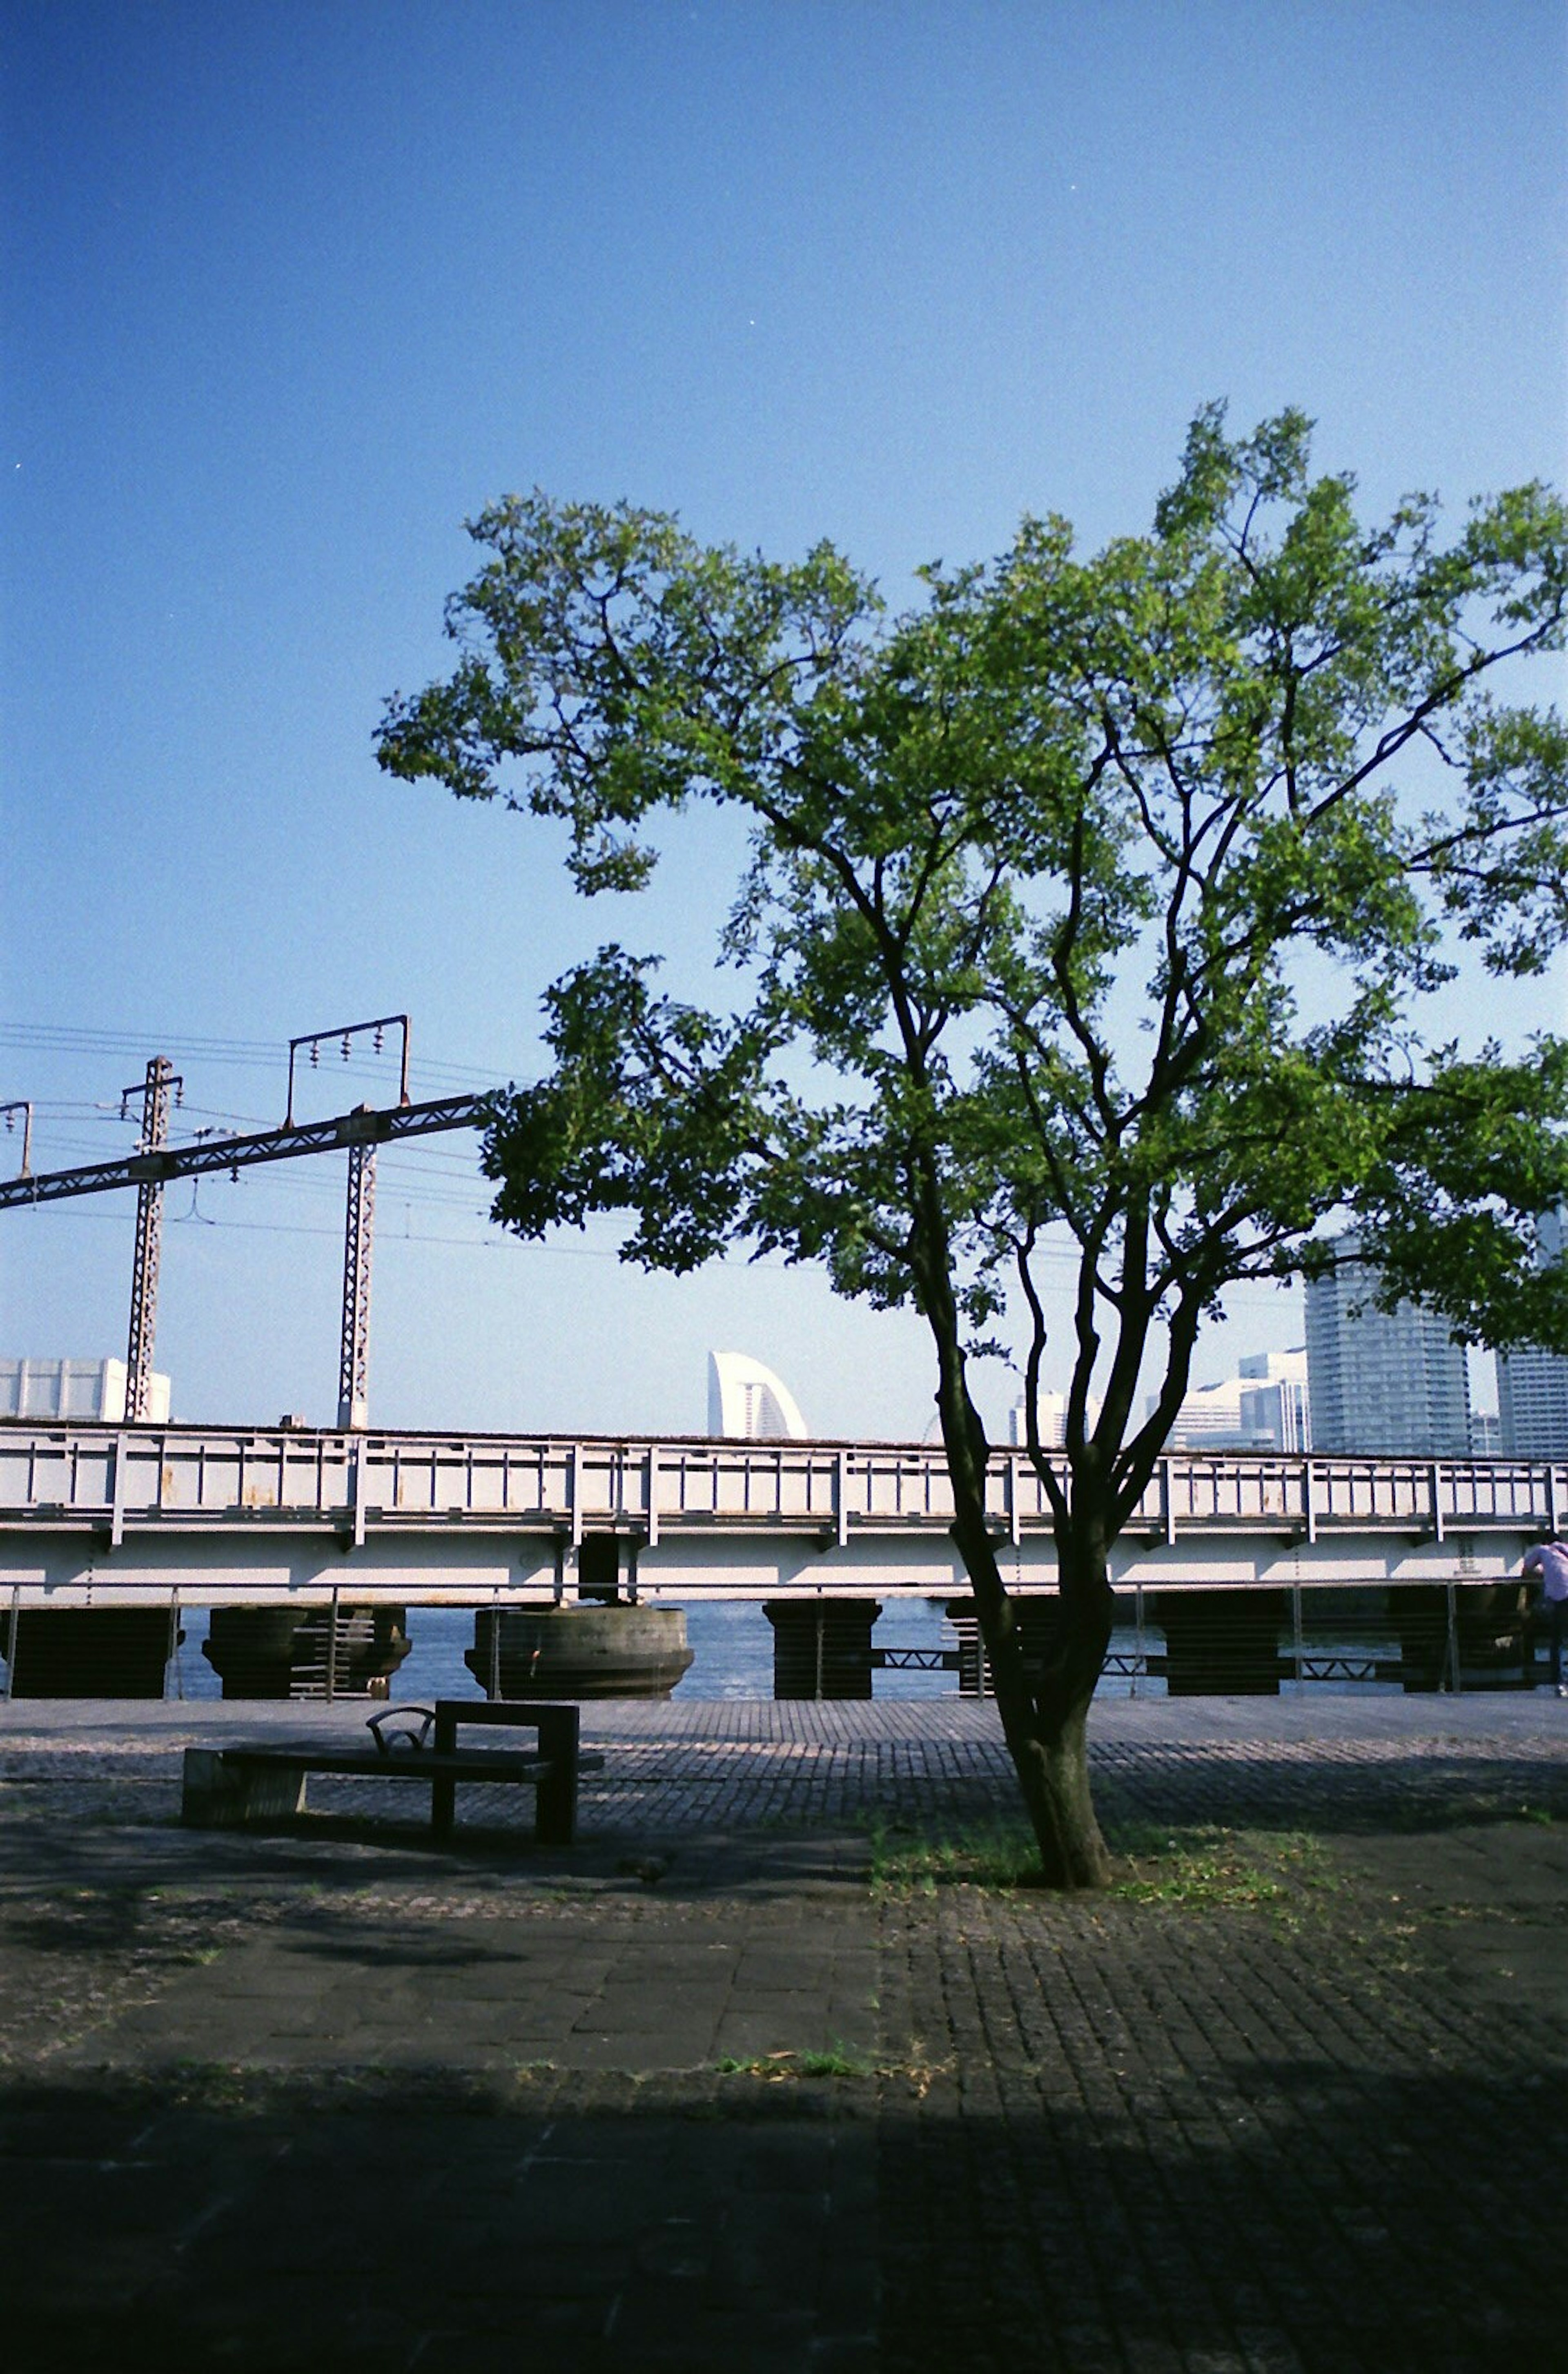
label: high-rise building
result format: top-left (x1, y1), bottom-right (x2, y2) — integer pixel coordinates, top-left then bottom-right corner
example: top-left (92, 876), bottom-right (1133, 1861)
top-left (1469, 1407), bottom-right (1502, 1458)
top-left (1008, 1388), bottom-right (1101, 1449)
top-left (1496, 1208), bottom-right (1568, 1456)
top-left (706, 1350), bottom-right (808, 1440)
top-left (1304, 1234), bottom-right (1471, 1455)
top-left (1145, 1348), bottom-right (1310, 1452)
top-left (1238, 1349), bottom-right (1312, 1452)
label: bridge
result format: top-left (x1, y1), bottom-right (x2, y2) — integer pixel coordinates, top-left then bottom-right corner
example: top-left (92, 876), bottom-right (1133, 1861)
top-left (0, 1422), bottom-right (1555, 1699)
top-left (2, 1421), bottom-right (1556, 1601)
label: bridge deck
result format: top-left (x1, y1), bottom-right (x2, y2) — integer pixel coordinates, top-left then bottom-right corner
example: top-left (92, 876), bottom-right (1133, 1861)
top-left (2, 1423), bottom-right (1560, 1603)
top-left (2, 1421), bottom-right (1561, 1539)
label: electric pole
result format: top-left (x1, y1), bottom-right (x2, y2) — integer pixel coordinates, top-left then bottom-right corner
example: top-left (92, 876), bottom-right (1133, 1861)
top-left (122, 1056), bottom-right (180, 1421)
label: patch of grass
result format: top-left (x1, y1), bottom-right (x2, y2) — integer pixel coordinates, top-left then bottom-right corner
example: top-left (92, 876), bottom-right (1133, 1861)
top-left (865, 1814), bottom-right (1043, 1896)
top-left (714, 2044), bottom-right (870, 2081)
top-left (1105, 1820), bottom-right (1336, 1915)
top-left (861, 1809), bottom-right (1341, 1915)
top-left (166, 2060), bottom-right (261, 2112)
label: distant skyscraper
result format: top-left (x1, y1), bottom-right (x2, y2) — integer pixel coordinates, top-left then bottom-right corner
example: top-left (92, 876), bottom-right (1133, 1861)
top-left (1237, 1349), bottom-right (1312, 1453)
top-left (1147, 1348), bottom-right (1310, 1452)
top-left (1469, 1407), bottom-right (1502, 1458)
top-left (1009, 1389), bottom-right (1100, 1449)
top-left (1496, 1209), bottom-right (1568, 1457)
top-left (1304, 1234), bottom-right (1471, 1456)
top-left (706, 1350), bottom-right (808, 1440)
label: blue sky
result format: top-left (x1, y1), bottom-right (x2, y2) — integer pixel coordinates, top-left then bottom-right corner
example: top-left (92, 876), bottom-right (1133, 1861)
top-left (4, 0), bottom-right (1565, 1437)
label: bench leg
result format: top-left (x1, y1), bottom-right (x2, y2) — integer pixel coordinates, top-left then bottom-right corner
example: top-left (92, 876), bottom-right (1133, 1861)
top-left (532, 1706), bottom-right (581, 1846)
top-left (430, 1773), bottom-right (457, 1840)
top-left (182, 1749), bottom-right (307, 1828)
top-left (534, 1757), bottom-right (578, 1846)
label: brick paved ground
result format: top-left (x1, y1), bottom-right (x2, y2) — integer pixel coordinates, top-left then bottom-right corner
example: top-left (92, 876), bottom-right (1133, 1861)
top-left (0, 1695), bottom-right (1564, 2371)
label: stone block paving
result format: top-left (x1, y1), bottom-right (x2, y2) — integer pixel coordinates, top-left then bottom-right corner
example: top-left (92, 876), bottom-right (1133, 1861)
top-left (0, 1695), bottom-right (1564, 2370)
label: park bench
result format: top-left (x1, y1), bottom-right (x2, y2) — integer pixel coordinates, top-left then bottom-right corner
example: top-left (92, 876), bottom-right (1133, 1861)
top-left (181, 1699), bottom-right (601, 1846)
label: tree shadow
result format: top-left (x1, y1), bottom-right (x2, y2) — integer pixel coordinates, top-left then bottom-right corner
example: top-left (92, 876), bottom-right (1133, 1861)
top-left (0, 2052), bottom-right (1556, 2373)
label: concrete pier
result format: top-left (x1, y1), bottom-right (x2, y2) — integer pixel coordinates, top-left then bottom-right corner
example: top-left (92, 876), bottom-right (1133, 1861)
top-left (762, 1597), bottom-right (882, 1697)
top-left (201, 1604), bottom-right (411, 1699)
top-left (464, 1602), bottom-right (695, 1698)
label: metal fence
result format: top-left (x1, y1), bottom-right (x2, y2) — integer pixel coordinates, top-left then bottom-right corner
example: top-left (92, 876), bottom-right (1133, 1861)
top-left (0, 1578), bottom-right (1552, 1704)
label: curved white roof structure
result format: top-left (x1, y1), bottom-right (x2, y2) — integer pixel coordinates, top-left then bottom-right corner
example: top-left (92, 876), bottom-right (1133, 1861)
top-left (706, 1350), bottom-right (808, 1441)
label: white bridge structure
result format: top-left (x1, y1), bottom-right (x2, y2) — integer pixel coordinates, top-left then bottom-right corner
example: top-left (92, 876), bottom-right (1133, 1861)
top-left (0, 1422), bottom-right (1558, 1608)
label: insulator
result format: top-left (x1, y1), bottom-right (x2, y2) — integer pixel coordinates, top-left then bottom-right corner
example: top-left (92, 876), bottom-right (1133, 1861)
top-left (230, 1165), bottom-right (240, 1185)
top-left (310, 1042), bottom-right (319, 1067)
top-left (341, 1034), bottom-right (352, 1061)
top-left (4, 1113), bottom-right (11, 1134)
top-left (373, 1027), bottom-right (384, 1053)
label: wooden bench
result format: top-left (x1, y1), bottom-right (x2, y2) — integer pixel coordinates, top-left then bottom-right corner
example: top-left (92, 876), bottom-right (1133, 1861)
top-left (181, 1700), bottom-right (601, 1846)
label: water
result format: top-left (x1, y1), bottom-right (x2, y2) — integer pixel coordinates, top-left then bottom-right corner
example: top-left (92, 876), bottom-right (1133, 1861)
top-left (153, 1603), bottom-right (1412, 1704)
top-left (168, 1597), bottom-right (962, 1704)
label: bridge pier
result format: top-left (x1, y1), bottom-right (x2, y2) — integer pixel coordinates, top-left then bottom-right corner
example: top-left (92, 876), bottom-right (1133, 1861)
top-left (2, 1606), bottom-right (179, 1698)
top-left (1390, 1581), bottom-right (1530, 1692)
top-left (465, 1597), bottom-right (695, 1699)
top-left (1154, 1589), bottom-right (1286, 1696)
top-left (945, 1595), bottom-right (1069, 1697)
top-left (763, 1598), bottom-right (882, 1699)
top-left (201, 1604), bottom-right (411, 1700)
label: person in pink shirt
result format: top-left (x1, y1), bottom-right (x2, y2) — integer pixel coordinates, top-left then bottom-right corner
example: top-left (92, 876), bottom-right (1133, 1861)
top-left (1522, 1540), bottom-right (1568, 1697)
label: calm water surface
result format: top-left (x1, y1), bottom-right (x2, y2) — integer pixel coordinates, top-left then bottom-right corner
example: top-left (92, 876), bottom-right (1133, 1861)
top-left (165, 1601), bottom-right (1403, 1703)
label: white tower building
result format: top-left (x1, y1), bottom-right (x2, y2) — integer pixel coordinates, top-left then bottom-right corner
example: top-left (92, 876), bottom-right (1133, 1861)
top-left (706, 1351), bottom-right (809, 1440)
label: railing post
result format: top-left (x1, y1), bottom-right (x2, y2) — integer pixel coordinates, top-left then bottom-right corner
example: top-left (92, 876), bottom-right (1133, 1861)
top-left (1444, 1580), bottom-right (1461, 1694)
top-left (110, 1433), bottom-right (127, 1548)
top-left (1292, 1582), bottom-right (1304, 1689)
top-left (488, 1590), bottom-right (501, 1701)
top-left (1132, 1582), bottom-right (1145, 1699)
top-left (326, 1587), bottom-right (340, 1704)
top-left (352, 1441), bottom-right (367, 1548)
top-left (166, 1588), bottom-right (182, 1700)
top-left (4, 1584), bottom-right (17, 1698)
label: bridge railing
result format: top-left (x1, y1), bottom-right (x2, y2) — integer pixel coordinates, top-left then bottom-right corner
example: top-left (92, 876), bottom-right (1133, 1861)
top-left (1, 1423), bottom-right (1564, 1542)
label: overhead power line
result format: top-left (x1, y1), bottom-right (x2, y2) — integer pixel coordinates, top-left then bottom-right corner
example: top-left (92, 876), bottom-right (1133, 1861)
top-left (0, 1093), bottom-right (488, 1212)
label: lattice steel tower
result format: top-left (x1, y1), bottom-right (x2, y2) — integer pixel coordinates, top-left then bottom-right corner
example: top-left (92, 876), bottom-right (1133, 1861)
top-left (124, 1056), bottom-right (179, 1422)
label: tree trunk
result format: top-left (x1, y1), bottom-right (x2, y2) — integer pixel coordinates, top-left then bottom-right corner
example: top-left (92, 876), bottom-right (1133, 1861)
top-left (949, 1497), bottom-right (1114, 1888)
top-left (929, 1336), bottom-right (1113, 1888)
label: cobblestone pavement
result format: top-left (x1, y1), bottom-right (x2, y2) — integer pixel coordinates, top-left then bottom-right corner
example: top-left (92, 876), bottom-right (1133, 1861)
top-left (0, 1695), bottom-right (1564, 2371)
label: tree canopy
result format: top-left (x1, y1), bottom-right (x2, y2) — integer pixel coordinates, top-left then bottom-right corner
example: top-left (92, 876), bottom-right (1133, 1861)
top-left (379, 406), bottom-right (1568, 1884)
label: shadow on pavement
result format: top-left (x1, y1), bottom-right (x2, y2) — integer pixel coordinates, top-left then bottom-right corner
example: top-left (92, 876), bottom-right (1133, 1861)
top-left (0, 2052), bottom-right (1558, 2374)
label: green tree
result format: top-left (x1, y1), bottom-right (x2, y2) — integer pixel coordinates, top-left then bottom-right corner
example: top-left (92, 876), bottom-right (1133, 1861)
top-left (378, 407), bottom-right (1568, 1886)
